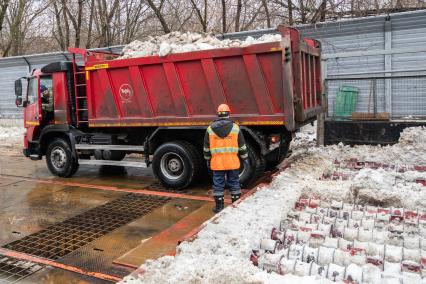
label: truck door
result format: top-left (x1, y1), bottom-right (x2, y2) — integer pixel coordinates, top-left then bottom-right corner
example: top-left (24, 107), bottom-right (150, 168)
top-left (24, 77), bottom-right (41, 127)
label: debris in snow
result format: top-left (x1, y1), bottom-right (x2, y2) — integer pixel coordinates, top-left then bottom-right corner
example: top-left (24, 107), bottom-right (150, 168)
top-left (119, 32), bottom-right (281, 59)
top-left (120, 126), bottom-right (426, 284)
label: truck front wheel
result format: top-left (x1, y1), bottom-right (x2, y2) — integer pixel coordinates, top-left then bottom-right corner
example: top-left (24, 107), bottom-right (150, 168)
top-left (152, 141), bottom-right (199, 189)
top-left (46, 138), bottom-right (79, 177)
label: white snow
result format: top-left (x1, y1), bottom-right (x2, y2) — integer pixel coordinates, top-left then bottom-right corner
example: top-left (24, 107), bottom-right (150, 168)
top-left (121, 125), bottom-right (425, 283)
top-left (119, 32), bottom-right (281, 59)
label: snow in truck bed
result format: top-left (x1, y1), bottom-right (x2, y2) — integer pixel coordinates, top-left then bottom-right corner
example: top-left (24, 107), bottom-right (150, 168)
top-left (120, 126), bottom-right (426, 284)
top-left (119, 32), bottom-right (281, 59)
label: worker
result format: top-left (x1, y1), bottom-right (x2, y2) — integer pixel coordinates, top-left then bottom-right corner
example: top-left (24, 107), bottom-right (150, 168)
top-left (41, 85), bottom-right (53, 121)
top-left (203, 104), bottom-right (249, 213)
top-left (41, 85), bottom-right (53, 112)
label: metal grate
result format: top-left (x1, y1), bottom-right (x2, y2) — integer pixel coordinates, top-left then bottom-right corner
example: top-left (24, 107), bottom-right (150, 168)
top-left (0, 256), bottom-right (43, 284)
top-left (146, 182), bottom-right (183, 193)
top-left (2, 194), bottom-right (170, 260)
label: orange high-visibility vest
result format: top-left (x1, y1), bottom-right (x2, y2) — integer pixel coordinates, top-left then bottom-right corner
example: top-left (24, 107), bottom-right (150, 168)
top-left (207, 124), bottom-right (241, 170)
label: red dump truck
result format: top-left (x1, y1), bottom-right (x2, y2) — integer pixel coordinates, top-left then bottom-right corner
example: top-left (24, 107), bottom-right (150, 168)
top-left (14, 26), bottom-right (323, 188)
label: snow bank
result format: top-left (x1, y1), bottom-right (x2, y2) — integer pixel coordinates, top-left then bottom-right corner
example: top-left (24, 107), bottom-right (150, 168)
top-left (0, 119), bottom-right (24, 157)
top-left (119, 32), bottom-right (281, 59)
top-left (120, 126), bottom-right (426, 284)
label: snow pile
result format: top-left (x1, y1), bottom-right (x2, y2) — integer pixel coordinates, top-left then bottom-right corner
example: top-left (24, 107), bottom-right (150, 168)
top-left (0, 119), bottom-right (24, 143)
top-left (0, 119), bottom-right (24, 156)
top-left (119, 32), bottom-right (281, 59)
top-left (120, 127), bottom-right (426, 284)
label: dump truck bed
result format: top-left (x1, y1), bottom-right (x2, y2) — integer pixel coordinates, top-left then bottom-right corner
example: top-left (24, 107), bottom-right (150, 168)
top-left (81, 26), bottom-right (323, 131)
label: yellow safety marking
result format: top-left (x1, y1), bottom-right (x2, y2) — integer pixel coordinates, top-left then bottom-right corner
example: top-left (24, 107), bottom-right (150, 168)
top-left (89, 121), bottom-right (284, 128)
top-left (86, 71), bottom-right (90, 80)
top-left (85, 63), bottom-right (109, 71)
top-left (26, 121), bottom-right (39, 126)
top-left (270, 47), bottom-right (282, 51)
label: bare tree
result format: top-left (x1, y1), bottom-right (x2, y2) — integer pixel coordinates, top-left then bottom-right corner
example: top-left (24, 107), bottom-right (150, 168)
top-left (221, 0), bottom-right (227, 33)
top-left (146, 0), bottom-right (170, 33)
top-left (63, 0), bottom-right (84, 47)
top-left (86, 0), bottom-right (95, 48)
top-left (95, 0), bottom-right (120, 47)
top-left (235, 0), bottom-right (242, 31)
top-left (261, 0), bottom-right (271, 28)
top-left (0, 0), bottom-right (9, 32)
top-left (1, 0), bottom-right (48, 56)
top-left (189, 0), bottom-right (208, 32)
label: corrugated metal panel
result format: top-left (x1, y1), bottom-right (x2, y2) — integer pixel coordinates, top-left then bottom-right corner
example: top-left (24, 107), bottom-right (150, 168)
top-left (1, 10), bottom-right (426, 118)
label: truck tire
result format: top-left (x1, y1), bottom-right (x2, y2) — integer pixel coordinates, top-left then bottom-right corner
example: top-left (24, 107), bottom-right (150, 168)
top-left (152, 141), bottom-right (199, 189)
top-left (265, 139), bottom-right (291, 170)
top-left (239, 144), bottom-right (265, 187)
top-left (46, 138), bottom-right (79, 177)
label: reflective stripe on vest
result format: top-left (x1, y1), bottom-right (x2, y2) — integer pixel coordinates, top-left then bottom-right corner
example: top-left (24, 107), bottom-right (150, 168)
top-left (208, 124), bottom-right (241, 170)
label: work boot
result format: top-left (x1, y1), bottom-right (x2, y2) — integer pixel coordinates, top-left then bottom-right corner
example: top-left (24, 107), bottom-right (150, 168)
top-left (231, 193), bottom-right (241, 203)
top-left (213, 196), bottom-right (224, 213)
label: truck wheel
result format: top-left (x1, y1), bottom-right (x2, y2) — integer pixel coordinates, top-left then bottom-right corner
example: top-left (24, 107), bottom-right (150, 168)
top-left (239, 144), bottom-right (265, 187)
top-left (152, 141), bottom-right (198, 189)
top-left (265, 139), bottom-right (291, 170)
top-left (46, 138), bottom-right (79, 177)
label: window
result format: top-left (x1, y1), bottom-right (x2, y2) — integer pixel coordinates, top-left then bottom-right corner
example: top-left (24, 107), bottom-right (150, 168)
top-left (27, 78), bottom-right (38, 104)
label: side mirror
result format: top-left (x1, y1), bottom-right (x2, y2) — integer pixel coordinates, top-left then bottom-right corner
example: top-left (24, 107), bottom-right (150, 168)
top-left (15, 98), bottom-right (22, 106)
top-left (15, 79), bottom-right (23, 107)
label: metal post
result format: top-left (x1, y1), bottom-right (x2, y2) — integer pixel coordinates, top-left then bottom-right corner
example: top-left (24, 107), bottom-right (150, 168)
top-left (384, 18), bottom-right (392, 116)
top-left (317, 59), bottom-right (327, 146)
top-left (373, 78), bottom-right (377, 117)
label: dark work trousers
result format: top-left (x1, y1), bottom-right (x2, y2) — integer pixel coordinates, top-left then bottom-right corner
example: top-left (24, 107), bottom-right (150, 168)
top-left (212, 169), bottom-right (241, 197)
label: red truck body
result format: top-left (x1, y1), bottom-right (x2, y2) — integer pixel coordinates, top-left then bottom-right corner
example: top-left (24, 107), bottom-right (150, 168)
top-left (81, 26), bottom-right (322, 130)
top-left (16, 26), bottom-right (324, 189)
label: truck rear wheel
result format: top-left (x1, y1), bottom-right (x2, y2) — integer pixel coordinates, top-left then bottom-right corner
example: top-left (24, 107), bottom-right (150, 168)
top-left (152, 141), bottom-right (199, 189)
top-left (239, 144), bottom-right (265, 187)
top-left (46, 138), bottom-right (79, 177)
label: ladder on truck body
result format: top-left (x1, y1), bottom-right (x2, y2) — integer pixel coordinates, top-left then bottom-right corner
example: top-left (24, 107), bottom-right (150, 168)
top-left (68, 47), bottom-right (120, 127)
top-left (69, 50), bottom-right (88, 127)
top-left (72, 56), bottom-right (88, 126)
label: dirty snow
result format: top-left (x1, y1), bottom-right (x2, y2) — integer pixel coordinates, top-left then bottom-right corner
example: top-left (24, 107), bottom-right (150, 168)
top-left (0, 119), bottom-right (24, 153)
top-left (120, 125), bottom-right (426, 284)
top-left (119, 32), bottom-right (281, 59)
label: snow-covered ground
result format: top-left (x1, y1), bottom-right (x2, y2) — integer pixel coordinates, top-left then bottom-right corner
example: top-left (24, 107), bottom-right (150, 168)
top-left (0, 119), bottom-right (24, 154)
top-left (120, 125), bottom-right (426, 284)
top-left (119, 32), bottom-right (281, 58)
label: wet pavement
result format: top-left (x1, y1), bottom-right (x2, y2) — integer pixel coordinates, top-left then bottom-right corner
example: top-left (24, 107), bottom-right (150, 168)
top-left (0, 152), bottom-right (217, 283)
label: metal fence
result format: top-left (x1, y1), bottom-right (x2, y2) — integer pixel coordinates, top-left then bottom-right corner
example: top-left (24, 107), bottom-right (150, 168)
top-left (326, 72), bottom-right (426, 119)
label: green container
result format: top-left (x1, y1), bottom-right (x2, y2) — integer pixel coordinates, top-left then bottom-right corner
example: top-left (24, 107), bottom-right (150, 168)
top-left (334, 85), bottom-right (358, 117)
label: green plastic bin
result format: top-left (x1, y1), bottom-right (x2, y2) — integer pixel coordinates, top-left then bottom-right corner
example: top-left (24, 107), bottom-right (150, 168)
top-left (334, 86), bottom-right (358, 117)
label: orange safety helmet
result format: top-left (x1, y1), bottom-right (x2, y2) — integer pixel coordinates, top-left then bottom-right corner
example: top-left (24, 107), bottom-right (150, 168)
top-left (217, 104), bottom-right (231, 116)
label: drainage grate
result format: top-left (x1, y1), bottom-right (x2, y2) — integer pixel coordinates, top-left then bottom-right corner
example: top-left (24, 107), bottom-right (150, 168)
top-left (0, 256), bottom-right (43, 284)
top-left (2, 194), bottom-right (170, 260)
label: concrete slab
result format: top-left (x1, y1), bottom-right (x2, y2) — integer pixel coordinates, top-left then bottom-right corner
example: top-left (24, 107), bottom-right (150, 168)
top-left (114, 203), bottom-right (214, 269)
